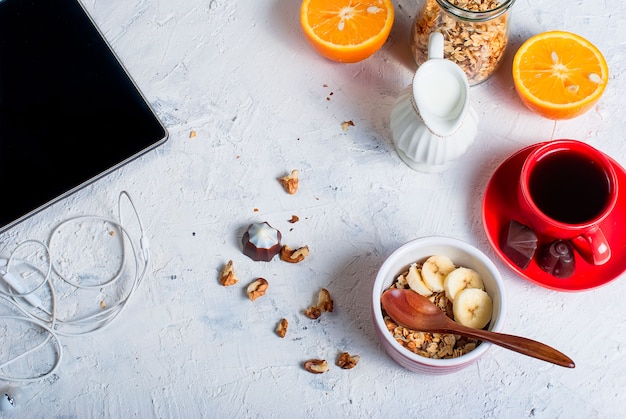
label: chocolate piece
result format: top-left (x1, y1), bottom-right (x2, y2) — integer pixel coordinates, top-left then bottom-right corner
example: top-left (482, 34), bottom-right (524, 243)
top-left (537, 240), bottom-right (576, 279)
top-left (499, 220), bottom-right (538, 269)
top-left (242, 222), bottom-right (282, 262)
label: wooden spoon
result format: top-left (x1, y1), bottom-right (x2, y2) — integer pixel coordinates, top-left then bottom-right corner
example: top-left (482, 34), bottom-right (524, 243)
top-left (381, 288), bottom-right (575, 368)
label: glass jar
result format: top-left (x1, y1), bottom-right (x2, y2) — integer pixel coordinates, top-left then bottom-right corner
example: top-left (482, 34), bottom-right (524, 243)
top-left (411, 0), bottom-right (515, 85)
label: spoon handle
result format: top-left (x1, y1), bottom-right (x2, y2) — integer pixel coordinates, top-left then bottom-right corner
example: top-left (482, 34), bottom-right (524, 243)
top-left (450, 324), bottom-right (575, 368)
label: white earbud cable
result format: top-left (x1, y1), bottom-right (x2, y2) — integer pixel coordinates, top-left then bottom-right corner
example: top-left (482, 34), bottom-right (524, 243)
top-left (0, 191), bottom-right (149, 382)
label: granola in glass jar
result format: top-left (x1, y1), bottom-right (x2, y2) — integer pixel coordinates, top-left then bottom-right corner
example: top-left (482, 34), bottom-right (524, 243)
top-left (411, 0), bottom-right (515, 85)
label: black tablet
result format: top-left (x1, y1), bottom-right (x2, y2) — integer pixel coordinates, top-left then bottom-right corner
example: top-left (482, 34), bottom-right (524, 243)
top-left (0, 0), bottom-right (168, 233)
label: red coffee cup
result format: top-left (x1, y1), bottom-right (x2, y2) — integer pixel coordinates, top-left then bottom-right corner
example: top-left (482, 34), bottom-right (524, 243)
top-left (518, 139), bottom-right (618, 266)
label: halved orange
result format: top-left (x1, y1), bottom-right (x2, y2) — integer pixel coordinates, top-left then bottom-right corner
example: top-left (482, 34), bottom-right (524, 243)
top-left (300, 0), bottom-right (394, 63)
top-left (512, 31), bottom-right (608, 120)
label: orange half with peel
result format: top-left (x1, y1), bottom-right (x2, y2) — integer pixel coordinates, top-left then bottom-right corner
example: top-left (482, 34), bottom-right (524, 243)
top-left (300, 0), bottom-right (394, 63)
top-left (512, 31), bottom-right (608, 120)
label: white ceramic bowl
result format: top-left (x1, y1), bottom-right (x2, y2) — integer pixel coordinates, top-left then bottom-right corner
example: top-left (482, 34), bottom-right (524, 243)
top-left (371, 236), bottom-right (506, 374)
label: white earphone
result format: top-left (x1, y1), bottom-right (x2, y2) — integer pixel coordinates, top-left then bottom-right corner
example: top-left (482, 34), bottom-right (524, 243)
top-left (0, 392), bottom-right (15, 411)
top-left (0, 191), bottom-right (150, 384)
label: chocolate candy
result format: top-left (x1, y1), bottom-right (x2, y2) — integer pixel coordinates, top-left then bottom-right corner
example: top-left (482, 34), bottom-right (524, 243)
top-left (537, 240), bottom-right (576, 279)
top-left (242, 222), bottom-right (282, 262)
top-left (499, 220), bottom-right (538, 270)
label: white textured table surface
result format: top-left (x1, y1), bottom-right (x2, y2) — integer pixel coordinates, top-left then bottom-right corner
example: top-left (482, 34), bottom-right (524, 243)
top-left (1, 0), bottom-right (626, 417)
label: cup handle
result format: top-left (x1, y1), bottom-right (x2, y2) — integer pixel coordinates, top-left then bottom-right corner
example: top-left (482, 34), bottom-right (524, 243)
top-left (571, 227), bottom-right (611, 265)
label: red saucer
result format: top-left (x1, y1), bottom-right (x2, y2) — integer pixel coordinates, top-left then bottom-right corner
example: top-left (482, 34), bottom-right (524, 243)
top-left (482, 143), bottom-right (626, 292)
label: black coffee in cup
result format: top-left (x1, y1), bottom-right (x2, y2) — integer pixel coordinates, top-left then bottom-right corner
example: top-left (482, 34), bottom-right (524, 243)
top-left (528, 150), bottom-right (611, 224)
top-left (519, 139), bottom-right (617, 266)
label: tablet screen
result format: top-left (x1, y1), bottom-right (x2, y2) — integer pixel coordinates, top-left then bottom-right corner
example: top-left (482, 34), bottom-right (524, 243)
top-left (0, 0), bottom-right (168, 232)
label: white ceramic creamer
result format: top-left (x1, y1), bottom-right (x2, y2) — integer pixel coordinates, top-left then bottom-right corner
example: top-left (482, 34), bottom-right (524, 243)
top-left (390, 32), bottom-right (479, 173)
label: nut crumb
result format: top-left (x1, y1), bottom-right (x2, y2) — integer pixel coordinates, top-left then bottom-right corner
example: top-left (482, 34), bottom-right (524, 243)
top-left (276, 318), bottom-right (288, 338)
top-left (219, 260), bottom-right (238, 286)
top-left (278, 170), bottom-right (299, 194)
top-left (304, 359), bottom-right (329, 374)
top-left (288, 215), bottom-right (299, 223)
top-left (336, 352), bottom-right (360, 369)
top-left (280, 245), bottom-right (309, 263)
top-left (341, 120), bottom-right (355, 131)
top-left (189, 130), bottom-right (197, 138)
top-left (246, 277), bottom-right (268, 301)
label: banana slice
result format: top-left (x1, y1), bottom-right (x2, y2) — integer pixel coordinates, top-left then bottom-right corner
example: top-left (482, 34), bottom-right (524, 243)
top-left (443, 267), bottom-right (484, 301)
top-left (452, 287), bottom-right (493, 329)
top-left (421, 255), bottom-right (455, 292)
top-left (405, 263), bottom-right (432, 297)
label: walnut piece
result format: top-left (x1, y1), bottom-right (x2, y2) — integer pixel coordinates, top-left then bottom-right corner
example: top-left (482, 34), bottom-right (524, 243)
top-left (220, 260), bottom-right (238, 286)
top-left (304, 359), bottom-right (329, 374)
top-left (317, 288), bottom-right (333, 313)
top-left (288, 215), bottom-right (299, 223)
top-left (247, 278), bottom-right (268, 301)
top-left (304, 305), bottom-right (322, 319)
top-left (304, 288), bottom-right (333, 319)
top-left (336, 352), bottom-right (360, 369)
top-left (278, 169), bottom-right (299, 194)
top-left (275, 318), bottom-right (289, 338)
top-left (280, 245), bottom-right (309, 263)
